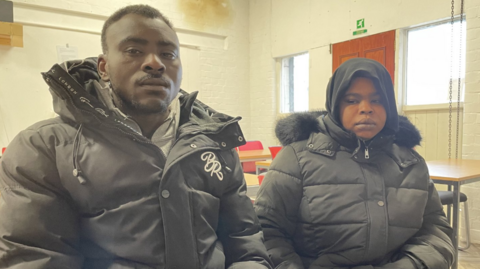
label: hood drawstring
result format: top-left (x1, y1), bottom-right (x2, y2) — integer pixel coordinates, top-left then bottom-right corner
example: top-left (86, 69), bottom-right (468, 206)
top-left (217, 153), bottom-right (232, 174)
top-left (72, 124), bottom-right (87, 185)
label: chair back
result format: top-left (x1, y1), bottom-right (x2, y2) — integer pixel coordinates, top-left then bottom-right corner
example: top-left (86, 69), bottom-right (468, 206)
top-left (238, 141), bottom-right (264, 173)
top-left (238, 141), bottom-right (263, 151)
top-left (268, 146), bottom-right (282, 160)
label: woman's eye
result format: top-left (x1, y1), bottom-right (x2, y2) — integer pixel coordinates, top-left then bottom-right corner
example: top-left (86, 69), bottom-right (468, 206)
top-left (345, 99), bottom-right (357, 104)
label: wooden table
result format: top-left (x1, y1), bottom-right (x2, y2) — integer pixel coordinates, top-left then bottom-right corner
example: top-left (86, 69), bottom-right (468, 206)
top-left (255, 160), bottom-right (272, 175)
top-left (427, 159), bottom-right (480, 269)
top-left (244, 173), bottom-right (260, 202)
top-left (238, 149), bottom-right (271, 163)
top-left (244, 173), bottom-right (259, 186)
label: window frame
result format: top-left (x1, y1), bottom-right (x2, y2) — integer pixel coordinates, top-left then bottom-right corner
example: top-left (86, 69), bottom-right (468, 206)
top-left (275, 52), bottom-right (310, 115)
top-left (401, 16), bottom-right (466, 111)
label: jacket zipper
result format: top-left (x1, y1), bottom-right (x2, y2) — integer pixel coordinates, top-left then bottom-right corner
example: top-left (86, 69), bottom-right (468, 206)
top-left (362, 140), bottom-right (371, 159)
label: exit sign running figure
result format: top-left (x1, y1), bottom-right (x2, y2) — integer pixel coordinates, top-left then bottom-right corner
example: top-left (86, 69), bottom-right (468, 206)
top-left (353, 18), bottom-right (367, 36)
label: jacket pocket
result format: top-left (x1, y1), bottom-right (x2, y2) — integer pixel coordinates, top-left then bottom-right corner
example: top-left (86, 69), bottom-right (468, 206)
top-left (190, 190), bottom-right (223, 267)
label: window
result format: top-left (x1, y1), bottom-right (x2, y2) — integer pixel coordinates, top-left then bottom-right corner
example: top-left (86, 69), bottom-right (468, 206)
top-left (405, 19), bottom-right (466, 106)
top-left (280, 53), bottom-right (309, 113)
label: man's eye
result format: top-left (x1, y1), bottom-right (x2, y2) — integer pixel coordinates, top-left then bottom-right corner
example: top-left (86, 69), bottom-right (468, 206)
top-left (126, 49), bottom-right (142, 55)
top-left (161, 52), bottom-right (177, 60)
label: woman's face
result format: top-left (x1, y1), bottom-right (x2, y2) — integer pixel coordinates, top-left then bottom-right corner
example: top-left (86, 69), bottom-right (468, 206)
top-left (339, 77), bottom-right (387, 140)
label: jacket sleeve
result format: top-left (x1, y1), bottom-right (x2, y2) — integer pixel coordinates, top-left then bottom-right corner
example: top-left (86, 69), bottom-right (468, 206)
top-left (0, 128), bottom-right (83, 268)
top-left (376, 179), bottom-right (454, 269)
top-left (254, 145), bottom-right (305, 269)
top-left (217, 149), bottom-right (273, 269)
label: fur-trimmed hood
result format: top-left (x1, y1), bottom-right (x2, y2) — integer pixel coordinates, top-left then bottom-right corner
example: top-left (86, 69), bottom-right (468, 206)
top-left (275, 111), bottom-right (421, 149)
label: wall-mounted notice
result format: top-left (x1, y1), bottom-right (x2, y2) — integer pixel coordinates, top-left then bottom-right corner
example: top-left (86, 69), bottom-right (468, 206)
top-left (56, 44), bottom-right (78, 63)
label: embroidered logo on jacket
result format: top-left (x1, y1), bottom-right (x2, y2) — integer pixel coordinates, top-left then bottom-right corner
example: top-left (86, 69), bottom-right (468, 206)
top-left (201, 152), bottom-right (223, 181)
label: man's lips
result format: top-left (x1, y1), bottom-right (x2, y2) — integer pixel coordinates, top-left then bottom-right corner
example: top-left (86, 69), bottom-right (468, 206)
top-left (139, 78), bottom-right (169, 87)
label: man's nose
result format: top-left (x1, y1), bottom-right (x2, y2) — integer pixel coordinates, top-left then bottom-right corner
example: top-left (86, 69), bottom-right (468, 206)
top-left (142, 54), bottom-right (165, 74)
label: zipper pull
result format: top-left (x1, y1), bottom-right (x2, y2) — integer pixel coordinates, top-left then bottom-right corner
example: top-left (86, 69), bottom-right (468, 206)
top-left (361, 140), bottom-right (370, 159)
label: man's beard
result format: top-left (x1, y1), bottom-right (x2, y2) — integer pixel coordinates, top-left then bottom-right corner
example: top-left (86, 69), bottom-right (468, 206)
top-left (111, 83), bottom-right (169, 115)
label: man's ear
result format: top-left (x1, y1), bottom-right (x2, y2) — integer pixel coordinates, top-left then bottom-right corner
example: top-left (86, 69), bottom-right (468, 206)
top-left (98, 54), bottom-right (110, 81)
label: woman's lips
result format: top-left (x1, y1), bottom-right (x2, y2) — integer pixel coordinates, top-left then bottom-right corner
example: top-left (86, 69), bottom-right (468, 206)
top-left (355, 119), bottom-right (376, 130)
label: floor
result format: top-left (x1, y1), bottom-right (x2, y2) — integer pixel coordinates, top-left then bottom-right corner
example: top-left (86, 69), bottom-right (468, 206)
top-left (458, 243), bottom-right (480, 269)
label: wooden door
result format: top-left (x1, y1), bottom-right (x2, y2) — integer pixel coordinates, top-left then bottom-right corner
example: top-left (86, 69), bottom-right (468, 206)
top-left (332, 30), bottom-right (395, 82)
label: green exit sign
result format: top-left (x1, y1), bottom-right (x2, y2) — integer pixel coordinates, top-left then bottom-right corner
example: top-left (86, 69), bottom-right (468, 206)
top-left (357, 18), bottom-right (365, 29)
top-left (353, 18), bottom-right (367, 36)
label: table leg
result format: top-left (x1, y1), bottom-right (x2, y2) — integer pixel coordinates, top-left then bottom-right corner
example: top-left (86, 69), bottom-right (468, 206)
top-left (447, 184), bottom-right (452, 223)
top-left (451, 182), bottom-right (460, 269)
top-left (256, 166), bottom-right (260, 175)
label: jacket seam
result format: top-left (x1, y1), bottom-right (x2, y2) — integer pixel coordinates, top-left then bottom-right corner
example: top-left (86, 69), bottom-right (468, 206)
top-left (31, 129), bottom-right (57, 163)
top-left (389, 223), bottom-right (422, 229)
top-left (290, 144), bottom-right (312, 223)
top-left (289, 144), bottom-right (303, 180)
top-left (268, 169), bottom-right (302, 184)
top-left (304, 183), bottom-right (364, 186)
top-left (28, 118), bottom-right (81, 145)
top-left (25, 119), bottom-right (63, 131)
top-left (1, 131), bottom-right (60, 194)
top-left (359, 164), bottom-right (371, 260)
top-left (295, 221), bottom-right (367, 226)
top-left (0, 185), bottom-right (25, 192)
top-left (406, 237), bottom-right (448, 268)
top-left (376, 163), bottom-right (390, 259)
top-left (255, 204), bottom-right (297, 223)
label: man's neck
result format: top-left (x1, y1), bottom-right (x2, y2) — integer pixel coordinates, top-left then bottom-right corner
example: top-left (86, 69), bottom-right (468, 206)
top-left (129, 109), bottom-right (170, 139)
top-left (110, 93), bottom-right (173, 139)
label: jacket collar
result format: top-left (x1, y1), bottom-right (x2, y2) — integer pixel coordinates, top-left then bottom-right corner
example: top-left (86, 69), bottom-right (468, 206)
top-left (306, 115), bottom-right (394, 158)
top-left (43, 58), bottom-right (246, 150)
top-left (275, 111), bottom-right (422, 149)
top-left (176, 90), bottom-right (245, 150)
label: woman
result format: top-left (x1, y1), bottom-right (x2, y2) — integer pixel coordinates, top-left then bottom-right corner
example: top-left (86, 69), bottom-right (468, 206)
top-left (254, 58), bottom-right (453, 269)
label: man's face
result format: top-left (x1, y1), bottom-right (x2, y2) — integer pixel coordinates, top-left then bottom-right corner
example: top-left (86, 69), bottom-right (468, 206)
top-left (339, 77), bottom-right (387, 140)
top-left (98, 14), bottom-right (182, 114)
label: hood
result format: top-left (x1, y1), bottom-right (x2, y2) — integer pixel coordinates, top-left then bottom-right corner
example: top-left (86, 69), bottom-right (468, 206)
top-left (325, 58), bottom-right (398, 133)
top-left (275, 111), bottom-right (421, 149)
top-left (42, 57), bottom-right (122, 126)
top-left (42, 58), bottom-right (245, 148)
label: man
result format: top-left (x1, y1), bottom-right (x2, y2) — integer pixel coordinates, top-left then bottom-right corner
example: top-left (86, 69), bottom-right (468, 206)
top-left (0, 5), bottom-right (272, 269)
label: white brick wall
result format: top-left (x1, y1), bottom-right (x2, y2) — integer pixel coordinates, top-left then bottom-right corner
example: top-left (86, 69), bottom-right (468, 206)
top-left (461, 0), bottom-right (480, 243)
top-left (249, 0), bottom-right (278, 146)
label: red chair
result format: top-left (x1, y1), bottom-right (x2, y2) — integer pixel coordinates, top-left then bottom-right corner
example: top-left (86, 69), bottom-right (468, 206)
top-left (1, 147), bottom-right (5, 155)
top-left (257, 147), bottom-right (282, 185)
top-left (238, 141), bottom-right (263, 173)
top-left (258, 174), bottom-right (265, 185)
top-left (238, 141), bottom-right (263, 151)
top-left (268, 146), bottom-right (282, 160)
